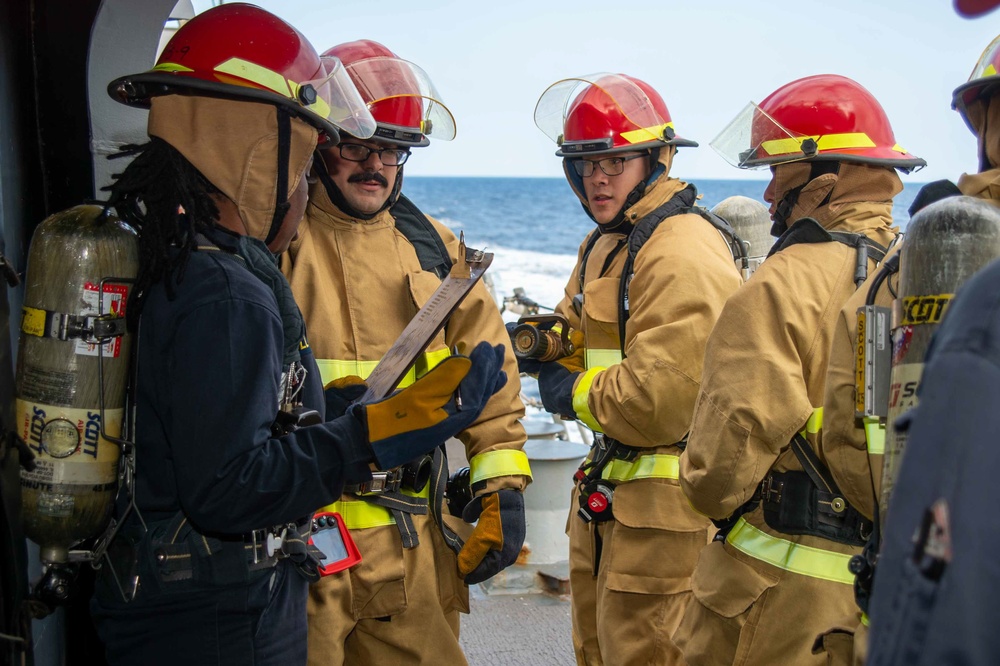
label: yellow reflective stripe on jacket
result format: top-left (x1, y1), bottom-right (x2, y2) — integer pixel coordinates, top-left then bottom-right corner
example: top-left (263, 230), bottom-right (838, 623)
top-left (601, 454), bottom-right (680, 482)
top-left (585, 348), bottom-right (622, 370)
top-left (572, 367), bottom-right (604, 432)
top-left (469, 450), bottom-right (533, 484)
top-left (803, 407), bottom-right (823, 435)
top-left (863, 416), bottom-right (885, 455)
top-left (316, 348), bottom-right (452, 387)
top-left (726, 517), bottom-right (855, 585)
top-left (318, 485), bottom-right (431, 530)
top-left (317, 359), bottom-right (380, 385)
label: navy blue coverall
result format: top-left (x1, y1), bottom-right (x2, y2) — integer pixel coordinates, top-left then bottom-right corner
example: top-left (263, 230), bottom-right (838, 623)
top-left (91, 229), bottom-right (373, 665)
top-left (867, 256), bottom-right (1000, 665)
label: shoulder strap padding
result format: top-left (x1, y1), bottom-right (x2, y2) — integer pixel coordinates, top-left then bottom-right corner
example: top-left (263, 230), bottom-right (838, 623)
top-left (626, 185), bottom-right (699, 262)
top-left (768, 217), bottom-right (888, 263)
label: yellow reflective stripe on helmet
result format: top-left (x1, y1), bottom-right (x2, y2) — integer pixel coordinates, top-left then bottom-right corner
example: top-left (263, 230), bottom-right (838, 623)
top-left (802, 407), bottom-right (823, 435)
top-left (863, 417), bottom-right (885, 455)
top-left (318, 485), bottom-right (430, 530)
top-left (585, 348), bottom-right (621, 370)
top-left (601, 454), bottom-right (680, 482)
top-left (316, 348), bottom-right (452, 388)
top-left (152, 62), bottom-right (195, 73)
top-left (985, 64), bottom-right (998, 78)
top-left (572, 367), bottom-right (604, 432)
top-left (760, 132), bottom-right (876, 157)
top-left (288, 80), bottom-right (333, 123)
top-left (469, 450), bottom-right (533, 484)
top-left (726, 517), bottom-right (855, 584)
top-left (215, 57), bottom-right (293, 97)
top-left (620, 122), bottom-right (674, 145)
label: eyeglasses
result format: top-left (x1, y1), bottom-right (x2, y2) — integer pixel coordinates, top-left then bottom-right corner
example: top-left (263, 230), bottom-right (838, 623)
top-left (338, 143), bottom-right (411, 166)
top-left (571, 153), bottom-right (647, 178)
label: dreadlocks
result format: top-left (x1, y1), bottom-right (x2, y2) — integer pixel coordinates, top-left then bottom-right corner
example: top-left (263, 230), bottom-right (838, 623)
top-left (104, 138), bottom-right (220, 330)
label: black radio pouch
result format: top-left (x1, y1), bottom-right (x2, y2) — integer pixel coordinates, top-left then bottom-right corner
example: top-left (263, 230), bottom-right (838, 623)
top-left (760, 435), bottom-right (871, 547)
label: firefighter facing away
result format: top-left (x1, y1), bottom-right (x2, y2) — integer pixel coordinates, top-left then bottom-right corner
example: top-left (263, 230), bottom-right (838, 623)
top-left (530, 73), bottom-right (742, 665)
top-left (674, 74), bottom-right (925, 665)
top-left (280, 40), bottom-right (531, 665)
top-left (88, 8), bottom-right (507, 665)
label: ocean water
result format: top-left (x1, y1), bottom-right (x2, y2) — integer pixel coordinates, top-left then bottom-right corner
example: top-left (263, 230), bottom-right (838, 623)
top-left (403, 176), bottom-right (924, 317)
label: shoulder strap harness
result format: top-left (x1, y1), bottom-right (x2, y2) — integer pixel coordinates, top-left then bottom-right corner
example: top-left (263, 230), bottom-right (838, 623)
top-left (390, 194), bottom-right (453, 280)
top-left (767, 217), bottom-right (890, 287)
top-left (576, 186), bottom-right (747, 357)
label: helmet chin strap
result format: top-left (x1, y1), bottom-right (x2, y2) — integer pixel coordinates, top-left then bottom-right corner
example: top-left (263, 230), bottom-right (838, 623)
top-left (264, 107), bottom-right (292, 247)
top-left (313, 149), bottom-right (403, 220)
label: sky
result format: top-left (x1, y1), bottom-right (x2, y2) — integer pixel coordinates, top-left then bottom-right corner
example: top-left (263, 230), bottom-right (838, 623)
top-left (188, 0), bottom-right (1000, 183)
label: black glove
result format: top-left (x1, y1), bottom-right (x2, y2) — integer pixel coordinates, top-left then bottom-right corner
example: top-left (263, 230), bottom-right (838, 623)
top-left (537, 361), bottom-right (579, 419)
top-left (457, 489), bottom-right (526, 585)
top-left (324, 377), bottom-right (368, 419)
top-left (351, 342), bottom-right (508, 470)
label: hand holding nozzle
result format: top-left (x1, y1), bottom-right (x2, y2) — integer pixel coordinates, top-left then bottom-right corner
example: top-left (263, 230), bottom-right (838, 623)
top-left (509, 314), bottom-right (575, 363)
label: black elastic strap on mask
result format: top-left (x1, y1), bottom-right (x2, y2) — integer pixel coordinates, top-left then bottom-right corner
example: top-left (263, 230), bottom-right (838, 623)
top-left (264, 107), bottom-right (292, 246)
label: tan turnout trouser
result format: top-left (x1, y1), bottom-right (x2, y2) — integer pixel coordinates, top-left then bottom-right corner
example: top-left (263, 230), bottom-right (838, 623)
top-left (306, 511), bottom-right (469, 665)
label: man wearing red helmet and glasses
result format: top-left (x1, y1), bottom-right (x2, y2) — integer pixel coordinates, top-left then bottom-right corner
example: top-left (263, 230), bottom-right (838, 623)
top-left (89, 8), bottom-right (507, 665)
top-left (280, 40), bottom-right (530, 665)
top-left (675, 74), bottom-right (925, 665)
top-left (531, 73), bottom-right (742, 665)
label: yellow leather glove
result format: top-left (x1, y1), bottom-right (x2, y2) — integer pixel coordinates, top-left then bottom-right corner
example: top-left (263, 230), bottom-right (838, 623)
top-left (352, 342), bottom-right (507, 470)
top-left (457, 489), bottom-right (525, 584)
top-left (324, 375), bottom-right (367, 419)
top-left (555, 329), bottom-right (586, 374)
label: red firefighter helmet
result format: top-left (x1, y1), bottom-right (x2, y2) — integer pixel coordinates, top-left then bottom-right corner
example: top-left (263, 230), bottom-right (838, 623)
top-left (322, 40), bottom-right (455, 147)
top-left (108, 3), bottom-right (375, 142)
top-left (713, 74), bottom-right (925, 172)
top-left (953, 34), bottom-right (1000, 134)
top-left (534, 73), bottom-right (697, 156)
top-left (955, 0), bottom-right (1000, 17)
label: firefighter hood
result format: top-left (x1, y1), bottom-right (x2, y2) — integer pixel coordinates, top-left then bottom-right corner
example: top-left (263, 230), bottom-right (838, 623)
top-left (148, 94), bottom-right (318, 244)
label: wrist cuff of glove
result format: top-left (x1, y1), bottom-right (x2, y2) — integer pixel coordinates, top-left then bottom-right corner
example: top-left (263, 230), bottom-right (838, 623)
top-left (320, 411), bottom-right (375, 487)
top-left (347, 403), bottom-right (383, 467)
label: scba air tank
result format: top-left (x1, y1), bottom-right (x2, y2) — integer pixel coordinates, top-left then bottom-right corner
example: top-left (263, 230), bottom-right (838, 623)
top-left (16, 205), bottom-right (138, 565)
top-left (879, 196), bottom-right (1000, 520)
top-left (712, 195), bottom-right (774, 277)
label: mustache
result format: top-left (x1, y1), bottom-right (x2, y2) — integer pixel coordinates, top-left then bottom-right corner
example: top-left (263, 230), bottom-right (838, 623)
top-left (348, 171), bottom-right (389, 187)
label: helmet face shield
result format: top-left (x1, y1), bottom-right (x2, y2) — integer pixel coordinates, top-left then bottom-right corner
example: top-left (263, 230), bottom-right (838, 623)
top-left (711, 101), bottom-right (808, 169)
top-left (715, 75), bottom-right (925, 172)
top-left (534, 73), bottom-right (680, 154)
top-left (301, 56), bottom-right (377, 140)
top-left (330, 55), bottom-right (456, 141)
top-left (953, 34), bottom-right (1000, 133)
top-left (969, 34), bottom-right (1000, 85)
